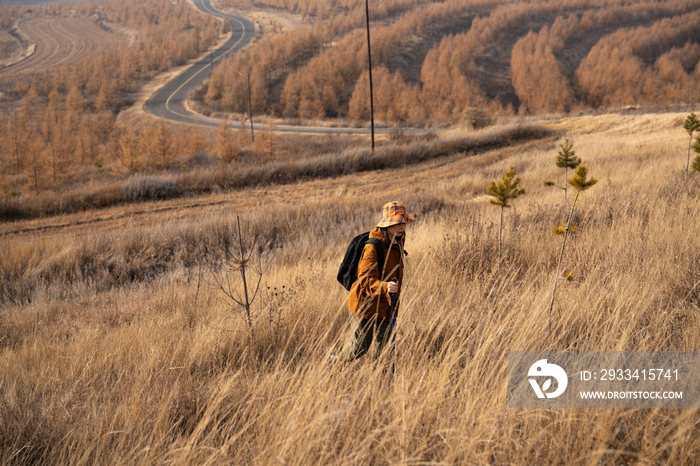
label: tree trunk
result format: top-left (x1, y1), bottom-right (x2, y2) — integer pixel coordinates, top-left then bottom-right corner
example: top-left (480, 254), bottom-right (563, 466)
top-left (498, 205), bottom-right (503, 264)
top-left (237, 216), bottom-right (253, 335)
top-left (549, 189), bottom-right (581, 327)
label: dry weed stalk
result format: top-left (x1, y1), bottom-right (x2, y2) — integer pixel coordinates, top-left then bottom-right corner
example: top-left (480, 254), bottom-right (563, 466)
top-left (548, 164), bottom-right (597, 325)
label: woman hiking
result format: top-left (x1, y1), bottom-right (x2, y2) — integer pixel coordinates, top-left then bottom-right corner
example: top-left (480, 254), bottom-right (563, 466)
top-left (338, 201), bottom-right (415, 361)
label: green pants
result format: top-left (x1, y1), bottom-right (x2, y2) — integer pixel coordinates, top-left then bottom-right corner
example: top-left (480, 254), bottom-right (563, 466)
top-left (340, 309), bottom-right (393, 361)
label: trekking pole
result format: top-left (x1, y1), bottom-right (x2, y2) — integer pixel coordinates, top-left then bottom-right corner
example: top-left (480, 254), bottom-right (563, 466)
top-left (389, 278), bottom-right (398, 378)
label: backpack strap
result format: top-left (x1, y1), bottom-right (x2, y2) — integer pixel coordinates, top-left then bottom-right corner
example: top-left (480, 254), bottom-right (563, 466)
top-left (366, 238), bottom-right (385, 279)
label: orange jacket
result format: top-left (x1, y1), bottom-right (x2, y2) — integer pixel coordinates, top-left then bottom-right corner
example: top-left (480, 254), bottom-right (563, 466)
top-left (347, 227), bottom-right (405, 322)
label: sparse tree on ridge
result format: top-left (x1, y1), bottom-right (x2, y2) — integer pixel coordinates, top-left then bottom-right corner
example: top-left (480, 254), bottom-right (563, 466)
top-left (691, 147), bottom-right (700, 199)
top-left (254, 125), bottom-right (277, 159)
top-left (119, 126), bottom-right (141, 172)
top-left (10, 107), bottom-right (29, 174)
top-left (189, 125), bottom-right (208, 156)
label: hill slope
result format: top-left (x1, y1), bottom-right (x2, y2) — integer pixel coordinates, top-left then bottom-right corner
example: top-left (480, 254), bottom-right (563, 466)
top-left (2, 110), bottom-right (700, 463)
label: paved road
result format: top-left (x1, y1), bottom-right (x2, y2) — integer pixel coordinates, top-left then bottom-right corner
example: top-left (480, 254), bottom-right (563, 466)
top-left (144, 0), bottom-right (254, 127)
top-left (145, 0), bottom-right (428, 135)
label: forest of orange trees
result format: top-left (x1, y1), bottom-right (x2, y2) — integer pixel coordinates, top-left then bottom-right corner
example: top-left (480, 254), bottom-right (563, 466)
top-left (207, 0), bottom-right (700, 121)
top-left (0, 0), bottom-right (222, 196)
top-left (3, 0), bottom-right (700, 199)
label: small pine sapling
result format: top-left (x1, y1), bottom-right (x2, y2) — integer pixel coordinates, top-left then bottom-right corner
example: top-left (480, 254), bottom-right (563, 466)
top-left (694, 156), bottom-right (700, 173)
top-left (684, 113), bottom-right (700, 174)
top-left (544, 139), bottom-right (581, 200)
top-left (486, 165), bottom-right (526, 264)
top-left (692, 153), bottom-right (700, 199)
top-left (548, 164), bottom-right (597, 325)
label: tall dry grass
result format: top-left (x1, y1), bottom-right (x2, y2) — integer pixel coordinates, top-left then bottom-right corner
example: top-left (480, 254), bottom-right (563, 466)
top-left (2, 112), bottom-right (700, 464)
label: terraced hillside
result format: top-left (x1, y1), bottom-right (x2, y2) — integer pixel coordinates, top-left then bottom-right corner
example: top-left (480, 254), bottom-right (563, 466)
top-left (0, 15), bottom-right (124, 81)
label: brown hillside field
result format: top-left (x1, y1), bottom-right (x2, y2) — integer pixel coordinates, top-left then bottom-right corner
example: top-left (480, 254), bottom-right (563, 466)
top-left (0, 15), bottom-right (125, 81)
top-left (2, 111), bottom-right (700, 463)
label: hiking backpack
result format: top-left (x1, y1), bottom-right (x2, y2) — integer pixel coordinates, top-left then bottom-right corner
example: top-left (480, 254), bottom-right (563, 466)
top-left (337, 232), bottom-right (385, 291)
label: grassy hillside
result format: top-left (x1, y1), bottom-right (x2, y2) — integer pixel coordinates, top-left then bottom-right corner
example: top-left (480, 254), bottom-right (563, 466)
top-left (2, 111), bottom-right (700, 464)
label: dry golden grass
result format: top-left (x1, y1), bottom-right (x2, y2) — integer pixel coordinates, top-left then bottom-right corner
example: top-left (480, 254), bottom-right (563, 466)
top-left (2, 112), bottom-right (700, 464)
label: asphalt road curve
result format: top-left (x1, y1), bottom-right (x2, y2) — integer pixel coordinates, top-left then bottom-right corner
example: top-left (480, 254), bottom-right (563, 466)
top-left (144, 0), bottom-right (254, 128)
top-left (145, 0), bottom-right (427, 135)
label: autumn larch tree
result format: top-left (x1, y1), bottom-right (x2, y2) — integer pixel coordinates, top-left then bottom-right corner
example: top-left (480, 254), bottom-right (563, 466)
top-left (216, 119), bottom-right (239, 163)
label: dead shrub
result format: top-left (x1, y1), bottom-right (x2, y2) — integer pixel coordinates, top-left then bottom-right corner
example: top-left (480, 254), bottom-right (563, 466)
top-left (122, 175), bottom-right (180, 202)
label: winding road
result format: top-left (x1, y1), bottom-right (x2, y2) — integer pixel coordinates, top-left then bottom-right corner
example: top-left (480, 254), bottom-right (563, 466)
top-left (145, 0), bottom-right (426, 135)
top-left (144, 0), bottom-right (254, 128)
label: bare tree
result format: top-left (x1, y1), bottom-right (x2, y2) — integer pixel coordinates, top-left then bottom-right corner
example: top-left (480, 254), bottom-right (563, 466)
top-left (207, 216), bottom-right (268, 335)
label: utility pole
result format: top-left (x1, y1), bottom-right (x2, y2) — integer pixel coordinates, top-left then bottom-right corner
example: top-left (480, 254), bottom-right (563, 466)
top-left (365, 0), bottom-right (375, 151)
top-left (247, 73), bottom-right (255, 142)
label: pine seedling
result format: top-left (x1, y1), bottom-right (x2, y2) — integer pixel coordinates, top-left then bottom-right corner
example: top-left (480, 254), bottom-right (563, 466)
top-left (553, 224), bottom-right (578, 236)
top-left (544, 138), bottom-right (581, 200)
top-left (548, 164), bottom-right (597, 326)
top-left (486, 164), bottom-right (526, 264)
top-left (692, 154), bottom-right (700, 199)
top-left (684, 113), bottom-right (700, 174)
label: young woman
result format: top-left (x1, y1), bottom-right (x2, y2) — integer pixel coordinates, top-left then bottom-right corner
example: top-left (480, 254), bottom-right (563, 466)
top-left (339, 201), bottom-right (415, 361)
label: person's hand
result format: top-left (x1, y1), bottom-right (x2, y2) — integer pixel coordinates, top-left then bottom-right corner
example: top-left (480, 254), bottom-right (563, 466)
top-left (387, 280), bottom-right (399, 294)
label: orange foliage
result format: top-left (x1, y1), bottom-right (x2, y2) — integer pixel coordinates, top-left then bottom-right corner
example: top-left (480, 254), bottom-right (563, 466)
top-left (6, 0), bottom-right (700, 196)
top-left (349, 67), bottom-right (416, 122)
top-left (575, 9), bottom-right (700, 107)
top-left (216, 120), bottom-right (239, 163)
top-left (0, 0), bottom-right (225, 193)
top-left (510, 23), bottom-right (577, 114)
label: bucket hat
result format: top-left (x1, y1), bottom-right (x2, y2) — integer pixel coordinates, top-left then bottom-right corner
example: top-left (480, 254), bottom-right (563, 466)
top-left (377, 201), bottom-right (416, 228)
